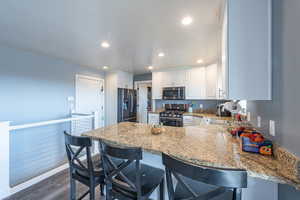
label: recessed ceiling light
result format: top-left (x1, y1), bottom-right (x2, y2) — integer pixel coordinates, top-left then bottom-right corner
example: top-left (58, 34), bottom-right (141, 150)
top-left (103, 66), bottom-right (109, 70)
top-left (101, 41), bottom-right (110, 48)
top-left (181, 16), bottom-right (193, 26)
top-left (148, 66), bottom-right (153, 70)
top-left (158, 52), bottom-right (165, 57)
top-left (197, 59), bottom-right (204, 64)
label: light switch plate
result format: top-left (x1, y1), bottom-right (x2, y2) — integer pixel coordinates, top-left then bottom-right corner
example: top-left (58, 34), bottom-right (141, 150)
top-left (257, 116), bottom-right (261, 128)
top-left (269, 120), bottom-right (275, 136)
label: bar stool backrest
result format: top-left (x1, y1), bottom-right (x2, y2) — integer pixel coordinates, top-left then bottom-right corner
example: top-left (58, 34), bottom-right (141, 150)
top-left (64, 132), bottom-right (94, 177)
top-left (99, 140), bottom-right (143, 199)
top-left (162, 153), bottom-right (247, 200)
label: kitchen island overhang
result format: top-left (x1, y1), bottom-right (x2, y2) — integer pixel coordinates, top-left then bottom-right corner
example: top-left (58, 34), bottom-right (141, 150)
top-left (83, 122), bottom-right (300, 189)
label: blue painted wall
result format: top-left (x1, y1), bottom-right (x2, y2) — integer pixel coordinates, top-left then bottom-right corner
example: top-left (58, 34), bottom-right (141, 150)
top-left (0, 45), bottom-right (105, 185)
top-left (247, 0), bottom-right (300, 198)
top-left (155, 99), bottom-right (227, 112)
top-left (0, 45), bottom-right (105, 124)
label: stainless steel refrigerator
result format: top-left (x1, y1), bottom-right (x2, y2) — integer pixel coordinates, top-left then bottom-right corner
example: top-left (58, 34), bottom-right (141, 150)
top-left (117, 88), bottom-right (137, 122)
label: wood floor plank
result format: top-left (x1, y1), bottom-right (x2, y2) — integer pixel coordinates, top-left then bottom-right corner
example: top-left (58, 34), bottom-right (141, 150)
top-left (5, 169), bottom-right (104, 200)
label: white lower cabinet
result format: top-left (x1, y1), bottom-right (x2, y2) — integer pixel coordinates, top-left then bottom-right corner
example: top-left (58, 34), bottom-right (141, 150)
top-left (148, 113), bottom-right (159, 125)
top-left (183, 116), bottom-right (203, 127)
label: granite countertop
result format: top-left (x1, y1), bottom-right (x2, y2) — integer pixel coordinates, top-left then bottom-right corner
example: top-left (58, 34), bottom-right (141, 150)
top-left (182, 112), bottom-right (232, 121)
top-left (83, 122), bottom-right (300, 189)
top-left (148, 110), bottom-right (163, 114)
top-left (148, 110), bottom-right (232, 121)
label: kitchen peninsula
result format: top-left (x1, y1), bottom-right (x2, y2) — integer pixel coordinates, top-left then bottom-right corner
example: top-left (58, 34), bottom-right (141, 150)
top-left (83, 122), bottom-right (300, 190)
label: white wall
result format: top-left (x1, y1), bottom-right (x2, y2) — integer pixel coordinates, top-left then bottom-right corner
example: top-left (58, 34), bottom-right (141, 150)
top-left (105, 72), bottom-right (118, 126)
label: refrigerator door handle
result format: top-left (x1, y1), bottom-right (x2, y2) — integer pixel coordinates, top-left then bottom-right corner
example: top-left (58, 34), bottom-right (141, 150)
top-left (130, 92), bottom-right (134, 113)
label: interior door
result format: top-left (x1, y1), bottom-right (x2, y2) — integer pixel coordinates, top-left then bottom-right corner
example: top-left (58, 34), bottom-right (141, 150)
top-left (76, 75), bottom-right (104, 128)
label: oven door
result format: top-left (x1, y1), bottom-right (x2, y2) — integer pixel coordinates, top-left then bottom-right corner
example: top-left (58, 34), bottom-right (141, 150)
top-left (160, 117), bottom-right (183, 127)
top-left (162, 87), bottom-right (185, 100)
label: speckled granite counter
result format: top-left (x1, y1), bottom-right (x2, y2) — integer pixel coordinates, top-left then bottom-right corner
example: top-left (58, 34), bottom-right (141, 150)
top-left (148, 110), bottom-right (232, 121)
top-left (83, 122), bottom-right (300, 189)
top-left (183, 112), bottom-right (232, 121)
top-left (148, 110), bottom-right (162, 114)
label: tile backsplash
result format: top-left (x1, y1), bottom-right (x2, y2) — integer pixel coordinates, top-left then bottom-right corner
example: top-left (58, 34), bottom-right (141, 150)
top-left (154, 99), bottom-right (228, 112)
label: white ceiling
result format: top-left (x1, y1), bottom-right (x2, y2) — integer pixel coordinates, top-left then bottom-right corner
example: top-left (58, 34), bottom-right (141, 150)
top-left (0, 0), bottom-right (223, 74)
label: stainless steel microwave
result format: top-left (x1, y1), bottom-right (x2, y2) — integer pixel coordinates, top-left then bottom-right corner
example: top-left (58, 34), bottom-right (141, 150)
top-left (162, 87), bottom-right (185, 100)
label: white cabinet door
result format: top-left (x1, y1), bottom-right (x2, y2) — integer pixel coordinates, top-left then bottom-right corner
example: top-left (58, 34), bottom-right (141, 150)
top-left (148, 113), bottom-right (159, 125)
top-left (186, 67), bottom-right (206, 99)
top-left (220, 4), bottom-right (228, 99)
top-left (183, 116), bottom-right (203, 126)
top-left (227, 0), bottom-right (272, 100)
top-left (161, 71), bottom-right (186, 88)
top-left (206, 64), bottom-right (218, 99)
top-left (152, 72), bottom-right (163, 99)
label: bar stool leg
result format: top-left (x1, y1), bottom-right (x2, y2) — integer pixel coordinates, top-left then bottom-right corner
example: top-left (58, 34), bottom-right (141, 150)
top-left (159, 179), bottom-right (165, 200)
top-left (233, 188), bottom-right (242, 200)
top-left (70, 178), bottom-right (76, 200)
top-left (106, 183), bottom-right (112, 200)
top-left (100, 184), bottom-right (104, 196)
top-left (90, 185), bottom-right (95, 200)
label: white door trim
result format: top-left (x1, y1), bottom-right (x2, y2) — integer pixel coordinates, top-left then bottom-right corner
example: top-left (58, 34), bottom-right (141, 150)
top-left (135, 81), bottom-right (152, 123)
top-left (75, 74), bottom-right (105, 126)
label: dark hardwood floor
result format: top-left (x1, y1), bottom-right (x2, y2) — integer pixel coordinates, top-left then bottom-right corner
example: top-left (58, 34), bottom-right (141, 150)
top-left (5, 169), bottom-right (104, 200)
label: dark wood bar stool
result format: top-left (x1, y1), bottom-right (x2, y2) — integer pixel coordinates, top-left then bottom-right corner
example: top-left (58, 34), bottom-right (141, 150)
top-left (64, 132), bottom-right (105, 200)
top-left (99, 140), bottom-right (165, 200)
top-left (162, 153), bottom-right (247, 200)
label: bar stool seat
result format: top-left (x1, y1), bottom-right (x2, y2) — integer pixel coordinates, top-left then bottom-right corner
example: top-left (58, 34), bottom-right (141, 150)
top-left (174, 175), bottom-right (232, 200)
top-left (75, 158), bottom-right (123, 179)
top-left (113, 162), bottom-right (165, 198)
top-left (76, 157), bottom-right (124, 181)
top-left (99, 140), bottom-right (165, 200)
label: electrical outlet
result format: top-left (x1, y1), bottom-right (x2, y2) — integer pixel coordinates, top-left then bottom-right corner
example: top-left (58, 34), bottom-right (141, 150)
top-left (257, 116), bottom-right (261, 128)
top-left (269, 120), bottom-right (276, 136)
top-left (199, 104), bottom-right (203, 109)
top-left (247, 112), bottom-right (251, 122)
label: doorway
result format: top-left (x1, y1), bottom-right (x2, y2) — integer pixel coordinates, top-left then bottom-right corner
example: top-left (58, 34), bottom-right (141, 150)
top-left (135, 81), bottom-right (152, 123)
top-left (75, 75), bottom-right (105, 128)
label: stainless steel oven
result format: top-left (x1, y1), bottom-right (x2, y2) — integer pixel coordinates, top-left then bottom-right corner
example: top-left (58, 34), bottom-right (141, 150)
top-left (162, 87), bottom-right (185, 100)
top-left (159, 116), bottom-right (183, 127)
top-left (159, 104), bottom-right (187, 127)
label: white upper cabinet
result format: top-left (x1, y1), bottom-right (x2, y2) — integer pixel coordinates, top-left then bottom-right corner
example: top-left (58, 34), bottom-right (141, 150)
top-left (205, 64), bottom-right (218, 99)
top-left (152, 72), bottom-right (163, 99)
top-left (227, 0), bottom-right (272, 100)
top-left (152, 70), bottom-right (187, 99)
top-left (186, 67), bottom-right (206, 99)
top-left (161, 71), bottom-right (186, 88)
